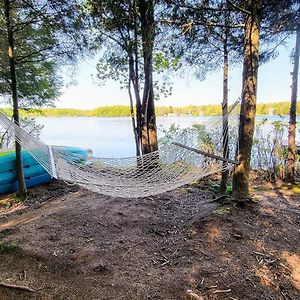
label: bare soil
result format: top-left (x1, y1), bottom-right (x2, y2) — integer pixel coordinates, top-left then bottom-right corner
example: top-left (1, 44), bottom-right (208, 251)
top-left (0, 179), bottom-right (299, 300)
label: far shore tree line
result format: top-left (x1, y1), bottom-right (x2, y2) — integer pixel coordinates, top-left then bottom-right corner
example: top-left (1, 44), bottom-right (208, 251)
top-left (1, 101), bottom-right (298, 118)
top-left (0, 0), bottom-right (299, 201)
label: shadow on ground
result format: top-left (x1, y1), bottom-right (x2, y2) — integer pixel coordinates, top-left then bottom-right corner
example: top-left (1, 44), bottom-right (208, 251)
top-left (0, 180), bottom-right (299, 300)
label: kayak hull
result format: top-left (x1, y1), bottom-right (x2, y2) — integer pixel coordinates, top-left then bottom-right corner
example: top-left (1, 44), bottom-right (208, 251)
top-left (0, 146), bottom-right (90, 195)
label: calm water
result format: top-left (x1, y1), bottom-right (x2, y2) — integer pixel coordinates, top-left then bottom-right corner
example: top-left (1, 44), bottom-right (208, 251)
top-left (36, 115), bottom-right (300, 158)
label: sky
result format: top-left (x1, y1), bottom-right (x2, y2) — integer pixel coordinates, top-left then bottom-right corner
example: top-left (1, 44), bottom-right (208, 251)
top-left (54, 36), bottom-right (296, 109)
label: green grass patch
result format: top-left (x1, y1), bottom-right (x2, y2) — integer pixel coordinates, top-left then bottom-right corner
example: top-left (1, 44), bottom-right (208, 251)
top-left (213, 201), bottom-right (237, 215)
top-left (0, 241), bottom-right (18, 254)
top-left (0, 229), bottom-right (14, 240)
top-left (0, 229), bottom-right (18, 254)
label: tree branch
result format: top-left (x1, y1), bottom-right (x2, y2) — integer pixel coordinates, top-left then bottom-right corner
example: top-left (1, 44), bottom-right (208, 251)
top-left (160, 19), bottom-right (245, 30)
top-left (227, 0), bottom-right (250, 15)
top-left (12, 3), bottom-right (47, 33)
top-left (98, 29), bottom-right (126, 49)
top-left (19, 0), bottom-right (50, 19)
top-left (203, 20), bottom-right (245, 29)
top-left (261, 33), bottom-right (292, 57)
top-left (16, 46), bottom-right (53, 63)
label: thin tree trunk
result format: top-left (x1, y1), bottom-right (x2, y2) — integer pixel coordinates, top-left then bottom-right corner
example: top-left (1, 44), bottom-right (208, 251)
top-left (139, 0), bottom-right (158, 155)
top-left (128, 56), bottom-right (140, 156)
top-left (286, 26), bottom-right (300, 183)
top-left (133, 0), bottom-right (142, 155)
top-left (273, 136), bottom-right (278, 180)
top-left (4, 0), bottom-right (26, 197)
top-left (232, 0), bottom-right (261, 200)
top-left (220, 30), bottom-right (229, 194)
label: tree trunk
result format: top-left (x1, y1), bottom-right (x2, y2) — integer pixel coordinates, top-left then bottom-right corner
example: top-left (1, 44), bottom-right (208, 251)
top-left (220, 32), bottom-right (229, 194)
top-left (132, 0), bottom-right (142, 156)
top-left (4, 0), bottom-right (26, 197)
top-left (128, 55), bottom-right (140, 156)
top-left (139, 0), bottom-right (158, 155)
top-left (286, 26), bottom-right (300, 183)
top-left (232, 0), bottom-right (261, 200)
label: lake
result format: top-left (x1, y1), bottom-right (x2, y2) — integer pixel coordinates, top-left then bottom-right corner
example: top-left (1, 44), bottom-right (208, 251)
top-left (36, 115), bottom-right (300, 158)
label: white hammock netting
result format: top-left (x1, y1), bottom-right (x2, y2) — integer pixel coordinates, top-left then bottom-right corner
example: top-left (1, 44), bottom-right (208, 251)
top-left (0, 102), bottom-right (240, 198)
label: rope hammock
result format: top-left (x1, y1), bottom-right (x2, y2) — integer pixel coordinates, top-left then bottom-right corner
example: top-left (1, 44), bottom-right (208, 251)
top-left (0, 102), bottom-right (240, 198)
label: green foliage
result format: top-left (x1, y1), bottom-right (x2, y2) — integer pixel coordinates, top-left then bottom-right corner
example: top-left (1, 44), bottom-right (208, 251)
top-left (252, 117), bottom-right (299, 179)
top-left (158, 122), bottom-right (218, 154)
top-left (226, 185), bottom-right (233, 194)
top-left (0, 0), bottom-right (90, 150)
top-left (20, 106), bottom-right (132, 117)
top-left (161, 1), bottom-right (244, 81)
top-left (256, 101), bottom-right (298, 115)
top-left (0, 1), bottom-right (61, 108)
top-left (154, 52), bottom-right (181, 73)
top-left (0, 101), bottom-right (295, 117)
top-left (0, 0), bottom-right (89, 109)
top-left (93, 106), bottom-right (131, 117)
top-left (89, 0), bottom-right (177, 103)
top-left (158, 113), bottom-right (298, 182)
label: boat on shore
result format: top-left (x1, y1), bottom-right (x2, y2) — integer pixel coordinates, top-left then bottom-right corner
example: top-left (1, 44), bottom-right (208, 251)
top-left (0, 146), bottom-right (91, 195)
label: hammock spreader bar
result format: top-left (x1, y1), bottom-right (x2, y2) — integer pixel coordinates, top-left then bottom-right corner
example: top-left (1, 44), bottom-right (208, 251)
top-left (172, 142), bottom-right (240, 165)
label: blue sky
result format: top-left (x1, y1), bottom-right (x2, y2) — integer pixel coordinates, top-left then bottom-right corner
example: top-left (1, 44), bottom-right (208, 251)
top-left (56, 36), bottom-right (296, 109)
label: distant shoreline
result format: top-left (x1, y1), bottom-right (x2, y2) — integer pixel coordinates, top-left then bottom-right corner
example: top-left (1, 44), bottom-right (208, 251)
top-left (0, 101), bottom-right (296, 117)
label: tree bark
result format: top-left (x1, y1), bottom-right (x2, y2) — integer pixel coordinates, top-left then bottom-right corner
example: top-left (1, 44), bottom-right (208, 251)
top-left (128, 55), bottom-right (140, 156)
top-left (232, 0), bottom-right (261, 200)
top-left (286, 25), bottom-right (300, 183)
top-left (139, 0), bottom-right (158, 155)
top-left (132, 0), bottom-right (142, 156)
top-left (4, 0), bottom-right (26, 197)
top-left (220, 29), bottom-right (229, 194)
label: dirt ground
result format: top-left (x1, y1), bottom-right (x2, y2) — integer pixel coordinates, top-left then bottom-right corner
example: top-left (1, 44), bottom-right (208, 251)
top-left (0, 178), bottom-right (299, 300)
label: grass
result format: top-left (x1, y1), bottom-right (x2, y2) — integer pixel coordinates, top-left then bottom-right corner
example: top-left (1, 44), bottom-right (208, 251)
top-left (0, 229), bottom-right (18, 254)
top-left (0, 241), bottom-right (18, 254)
top-left (214, 204), bottom-right (235, 215)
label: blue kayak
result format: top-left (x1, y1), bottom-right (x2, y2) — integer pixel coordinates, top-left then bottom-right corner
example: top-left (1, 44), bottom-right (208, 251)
top-left (0, 173), bottom-right (52, 195)
top-left (0, 146), bottom-right (90, 195)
